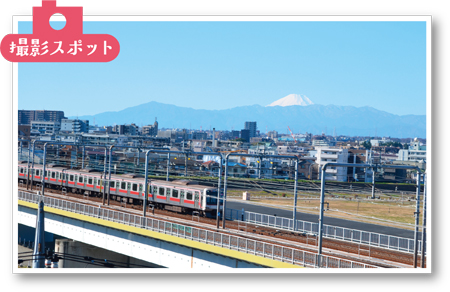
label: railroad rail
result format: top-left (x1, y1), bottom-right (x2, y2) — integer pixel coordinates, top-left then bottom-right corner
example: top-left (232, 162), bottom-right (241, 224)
top-left (224, 209), bottom-right (423, 255)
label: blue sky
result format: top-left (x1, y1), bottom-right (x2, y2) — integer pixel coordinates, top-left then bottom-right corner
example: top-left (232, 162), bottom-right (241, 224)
top-left (18, 20), bottom-right (426, 117)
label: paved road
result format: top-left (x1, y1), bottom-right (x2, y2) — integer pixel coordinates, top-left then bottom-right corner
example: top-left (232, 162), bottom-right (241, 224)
top-left (226, 200), bottom-right (418, 239)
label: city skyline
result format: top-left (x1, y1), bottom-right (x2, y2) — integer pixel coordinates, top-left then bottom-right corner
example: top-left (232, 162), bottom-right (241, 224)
top-left (17, 18), bottom-right (428, 117)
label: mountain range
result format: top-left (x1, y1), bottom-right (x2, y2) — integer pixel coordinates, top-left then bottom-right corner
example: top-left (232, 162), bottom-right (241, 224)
top-left (72, 96), bottom-right (426, 138)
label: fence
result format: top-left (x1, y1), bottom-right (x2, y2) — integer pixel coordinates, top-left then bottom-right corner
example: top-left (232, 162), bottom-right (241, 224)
top-left (225, 209), bottom-right (422, 254)
top-left (18, 191), bottom-right (380, 269)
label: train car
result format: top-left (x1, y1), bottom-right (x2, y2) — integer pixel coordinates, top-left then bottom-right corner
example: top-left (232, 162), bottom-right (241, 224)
top-left (18, 162), bottom-right (223, 217)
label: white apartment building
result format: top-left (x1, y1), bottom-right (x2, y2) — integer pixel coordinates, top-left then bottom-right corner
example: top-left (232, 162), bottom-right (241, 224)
top-left (30, 121), bottom-right (61, 135)
top-left (61, 119), bottom-right (89, 133)
top-left (315, 147), bottom-right (349, 182)
top-left (397, 138), bottom-right (426, 162)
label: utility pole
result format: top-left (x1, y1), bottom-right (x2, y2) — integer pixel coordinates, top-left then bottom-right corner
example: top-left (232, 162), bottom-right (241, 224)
top-left (421, 173), bottom-right (427, 268)
top-left (32, 193), bottom-right (45, 268)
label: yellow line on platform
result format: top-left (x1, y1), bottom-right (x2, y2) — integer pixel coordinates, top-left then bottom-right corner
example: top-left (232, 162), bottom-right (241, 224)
top-left (18, 200), bottom-right (303, 268)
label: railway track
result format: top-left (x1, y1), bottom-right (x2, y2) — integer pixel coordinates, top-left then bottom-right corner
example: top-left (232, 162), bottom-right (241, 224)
top-left (18, 185), bottom-right (425, 268)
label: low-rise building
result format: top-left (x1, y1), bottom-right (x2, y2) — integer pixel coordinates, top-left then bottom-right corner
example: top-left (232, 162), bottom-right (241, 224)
top-left (30, 121), bottom-right (61, 135)
top-left (315, 147), bottom-right (349, 182)
top-left (61, 119), bottom-right (89, 133)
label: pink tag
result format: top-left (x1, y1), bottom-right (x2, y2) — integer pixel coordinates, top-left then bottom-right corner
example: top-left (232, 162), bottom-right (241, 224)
top-left (1, 0), bottom-right (120, 62)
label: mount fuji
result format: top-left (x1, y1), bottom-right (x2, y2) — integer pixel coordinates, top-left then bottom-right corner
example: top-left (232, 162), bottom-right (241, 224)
top-left (267, 94), bottom-right (314, 107)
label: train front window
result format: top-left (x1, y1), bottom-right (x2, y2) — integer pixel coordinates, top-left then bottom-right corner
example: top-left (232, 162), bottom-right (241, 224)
top-left (206, 190), bottom-right (218, 205)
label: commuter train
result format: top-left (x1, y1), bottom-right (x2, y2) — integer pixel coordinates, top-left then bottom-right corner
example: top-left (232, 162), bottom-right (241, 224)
top-left (18, 162), bottom-right (223, 217)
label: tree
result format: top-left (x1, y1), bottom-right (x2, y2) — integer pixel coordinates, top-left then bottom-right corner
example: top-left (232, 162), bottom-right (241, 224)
top-left (362, 141), bottom-right (372, 149)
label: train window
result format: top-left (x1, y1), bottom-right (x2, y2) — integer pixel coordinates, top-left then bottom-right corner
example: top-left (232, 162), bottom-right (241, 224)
top-left (166, 188), bottom-right (171, 197)
top-left (127, 183), bottom-right (131, 190)
top-left (121, 182), bottom-right (126, 189)
top-left (109, 181), bottom-right (115, 188)
top-left (186, 191), bottom-right (193, 200)
top-left (172, 189), bottom-right (179, 198)
top-left (78, 176), bottom-right (83, 183)
top-left (69, 174), bottom-right (73, 181)
top-left (206, 190), bottom-right (218, 205)
top-left (159, 187), bottom-right (165, 196)
top-left (19, 168), bottom-right (23, 173)
top-left (139, 184), bottom-right (143, 192)
top-left (88, 177), bottom-right (93, 185)
top-left (132, 184), bottom-right (138, 192)
top-left (51, 172), bottom-right (56, 179)
top-left (180, 190), bottom-right (185, 198)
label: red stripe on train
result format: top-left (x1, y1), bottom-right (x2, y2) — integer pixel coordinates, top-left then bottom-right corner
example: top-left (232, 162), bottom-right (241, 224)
top-left (169, 198), bottom-right (180, 202)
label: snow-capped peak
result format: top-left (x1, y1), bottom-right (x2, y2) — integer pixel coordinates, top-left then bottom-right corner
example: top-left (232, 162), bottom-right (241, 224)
top-left (267, 94), bottom-right (314, 107)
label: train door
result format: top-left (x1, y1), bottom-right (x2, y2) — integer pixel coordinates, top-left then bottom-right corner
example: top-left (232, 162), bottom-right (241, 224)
top-left (195, 191), bottom-right (200, 209)
top-left (138, 183), bottom-right (143, 199)
top-left (61, 172), bottom-right (67, 188)
top-left (179, 189), bottom-right (185, 205)
top-left (127, 182), bottom-right (132, 197)
top-left (165, 188), bottom-right (171, 204)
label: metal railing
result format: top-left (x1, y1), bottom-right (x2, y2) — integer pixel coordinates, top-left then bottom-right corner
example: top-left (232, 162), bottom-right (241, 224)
top-left (226, 210), bottom-right (422, 254)
top-left (18, 191), bottom-right (380, 269)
